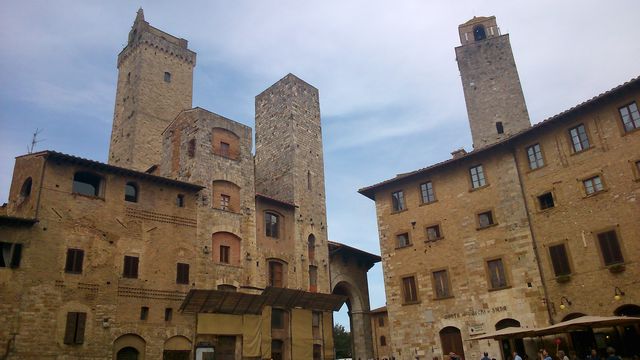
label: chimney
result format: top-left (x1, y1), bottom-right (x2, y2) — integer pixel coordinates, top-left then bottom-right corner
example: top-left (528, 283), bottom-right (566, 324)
top-left (451, 148), bottom-right (467, 159)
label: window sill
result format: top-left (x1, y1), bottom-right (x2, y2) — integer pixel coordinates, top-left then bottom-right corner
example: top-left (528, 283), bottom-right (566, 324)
top-left (488, 285), bottom-right (511, 292)
top-left (622, 126), bottom-right (640, 136)
top-left (570, 146), bottom-right (595, 157)
top-left (213, 152), bottom-right (239, 161)
top-left (469, 184), bottom-right (490, 193)
top-left (216, 262), bottom-right (243, 269)
top-left (537, 206), bottom-right (556, 213)
top-left (419, 200), bottom-right (438, 207)
top-left (390, 208), bottom-right (408, 215)
top-left (607, 264), bottom-right (626, 273)
top-left (401, 300), bottom-right (421, 306)
top-left (395, 244), bottom-right (413, 250)
top-left (526, 164), bottom-right (546, 174)
top-left (476, 223), bottom-right (498, 231)
top-left (433, 295), bottom-right (454, 300)
top-left (425, 237), bottom-right (444, 243)
top-left (213, 207), bottom-right (241, 215)
top-left (555, 275), bottom-right (571, 283)
top-left (583, 189), bottom-right (607, 199)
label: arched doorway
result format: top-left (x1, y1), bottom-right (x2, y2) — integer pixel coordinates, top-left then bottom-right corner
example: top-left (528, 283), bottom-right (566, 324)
top-left (117, 347), bottom-right (139, 360)
top-left (614, 304), bottom-right (640, 316)
top-left (113, 334), bottom-right (146, 360)
top-left (163, 336), bottom-right (192, 360)
top-left (495, 318), bottom-right (523, 359)
top-left (439, 327), bottom-right (465, 360)
top-left (614, 304), bottom-right (640, 356)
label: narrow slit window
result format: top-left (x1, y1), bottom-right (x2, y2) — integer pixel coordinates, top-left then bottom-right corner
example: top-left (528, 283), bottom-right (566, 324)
top-left (496, 121), bottom-right (504, 134)
top-left (164, 72), bottom-right (171, 83)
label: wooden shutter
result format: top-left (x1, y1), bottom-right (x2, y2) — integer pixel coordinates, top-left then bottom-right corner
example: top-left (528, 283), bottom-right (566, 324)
top-left (64, 312), bottom-right (77, 344)
top-left (549, 244), bottom-right (570, 276)
top-left (10, 243), bottom-right (22, 268)
top-left (177, 263), bottom-right (189, 284)
top-left (598, 231), bottom-right (624, 265)
top-left (74, 312), bottom-right (86, 344)
top-left (75, 250), bottom-right (84, 273)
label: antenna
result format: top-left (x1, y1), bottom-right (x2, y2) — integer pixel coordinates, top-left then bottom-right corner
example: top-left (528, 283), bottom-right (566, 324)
top-left (27, 128), bottom-right (44, 154)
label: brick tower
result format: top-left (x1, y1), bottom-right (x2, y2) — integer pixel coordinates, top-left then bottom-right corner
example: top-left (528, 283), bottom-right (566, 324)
top-left (254, 74), bottom-right (330, 294)
top-left (108, 8), bottom-right (196, 171)
top-left (455, 16), bottom-right (530, 148)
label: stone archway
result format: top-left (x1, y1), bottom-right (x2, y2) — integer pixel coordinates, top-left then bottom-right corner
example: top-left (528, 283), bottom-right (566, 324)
top-left (113, 334), bottom-right (146, 360)
top-left (329, 241), bottom-right (380, 360)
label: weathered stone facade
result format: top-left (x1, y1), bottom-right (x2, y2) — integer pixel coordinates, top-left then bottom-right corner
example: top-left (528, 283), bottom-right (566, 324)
top-left (360, 15), bottom-right (640, 360)
top-left (370, 307), bottom-right (391, 360)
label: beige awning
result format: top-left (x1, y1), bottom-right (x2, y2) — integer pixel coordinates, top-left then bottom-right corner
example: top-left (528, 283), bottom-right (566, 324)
top-left (470, 326), bottom-right (536, 340)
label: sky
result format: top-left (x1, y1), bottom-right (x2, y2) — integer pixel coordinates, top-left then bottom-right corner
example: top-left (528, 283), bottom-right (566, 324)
top-left (1, 0), bottom-right (639, 330)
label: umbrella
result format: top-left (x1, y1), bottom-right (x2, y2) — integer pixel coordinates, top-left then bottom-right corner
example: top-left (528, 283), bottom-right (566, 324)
top-left (470, 326), bottom-right (536, 340)
top-left (533, 316), bottom-right (640, 336)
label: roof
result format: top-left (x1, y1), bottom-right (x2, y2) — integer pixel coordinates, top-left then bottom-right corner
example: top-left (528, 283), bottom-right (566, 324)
top-left (460, 16), bottom-right (494, 27)
top-left (20, 151), bottom-right (204, 191)
top-left (370, 305), bottom-right (387, 314)
top-left (359, 75), bottom-right (640, 200)
top-left (328, 240), bottom-right (381, 267)
top-left (255, 193), bottom-right (297, 208)
top-left (0, 215), bottom-right (38, 226)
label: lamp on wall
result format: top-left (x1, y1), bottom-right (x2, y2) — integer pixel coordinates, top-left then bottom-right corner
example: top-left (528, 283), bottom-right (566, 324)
top-left (614, 287), bottom-right (625, 301)
top-left (559, 296), bottom-right (572, 310)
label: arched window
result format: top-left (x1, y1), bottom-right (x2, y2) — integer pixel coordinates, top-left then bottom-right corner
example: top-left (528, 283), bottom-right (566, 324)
top-left (473, 25), bottom-right (487, 41)
top-left (495, 318), bottom-right (521, 330)
top-left (72, 172), bottom-right (103, 197)
top-left (265, 212), bottom-right (279, 238)
top-left (308, 234), bottom-right (316, 261)
top-left (20, 177), bottom-right (32, 198)
top-left (124, 182), bottom-right (138, 202)
top-left (380, 335), bottom-right (387, 346)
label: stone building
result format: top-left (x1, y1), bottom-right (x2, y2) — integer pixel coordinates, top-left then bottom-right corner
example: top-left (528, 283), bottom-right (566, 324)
top-left (0, 9), bottom-right (378, 360)
top-left (359, 16), bottom-right (640, 360)
top-left (370, 306), bottom-right (391, 360)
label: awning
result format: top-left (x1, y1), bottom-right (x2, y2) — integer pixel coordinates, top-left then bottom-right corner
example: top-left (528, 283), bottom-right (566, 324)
top-left (471, 326), bottom-right (536, 340)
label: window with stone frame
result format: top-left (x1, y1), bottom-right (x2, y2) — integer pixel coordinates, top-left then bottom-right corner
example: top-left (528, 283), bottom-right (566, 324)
top-left (477, 210), bottom-right (495, 228)
top-left (526, 143), bottom-right (544, 170)
top-left (619, 102), bottom-right (640, 132)
top-left (220, 142), bottom-right (231, 157)
top-left (64, 248), bottom-right (84, 274)
top-left (63, 312), bottom-right (86, 345)
top-left (469, 165), bottom-right (486, 189)
top-left (124, 182), bottom-right (138, 202)
top-left (396, 233), bottom-right (411, 248)
top-left (420, 181), bottom-right (436, 204)
top-left (268, 261), bottom-right (284, 287)
top-left (583, 175), bottom-right (604, 195)
top-left (549, 243), bottom-right (571, 276)
top-left (433, 269), bottom-right (451, 299)
top-left (164, 71), bottom-right (171, 83)
top-left (401, 275), bottom-right (418, 303)
top-left (265, 212), bottom-right (279, 238)
top-left (569, 124), bottom-right (590, 152)
top-left (391, 190), bottom-right (405, 212)
top-left (597, 230), bottom-right (624, 266)
top-left (123, 255), bottom-right (139, 278)
top-left (219, 245), bottom-right (230, 264)
top-left (426, 224), bottom-right (442, 241)
top-left (0, 242), bottom-right (22, 268)
top-left (537, 192), bottom-right (555, 210)
top-left (165, 308), bottom-right (173, 322)
top-left (176, 263), bottom-right (189, 284)
top-left (487, 258), bottom-right (508, 289)
top-left (72, 172), bottom-right (103, 197)
top-left (140, 306), bottom-right (149, 320)
top-left (220, 194), bottom-right (230, 211)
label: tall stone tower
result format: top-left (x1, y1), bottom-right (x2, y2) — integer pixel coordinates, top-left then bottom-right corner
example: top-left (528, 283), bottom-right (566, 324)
top-left (254, 74), bottom-right (330, 293)
top-left (108, 9), bottom-right (196, 171)
top-left (455, 16), bottom-right (530, 148)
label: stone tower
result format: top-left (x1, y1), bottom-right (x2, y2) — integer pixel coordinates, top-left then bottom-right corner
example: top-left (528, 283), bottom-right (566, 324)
top-left (455, 16), bottom-right (530, 148)
top-left (108, 9), bottom-right (196, 172)
top-left (254, 74), bottom-right (330, 293)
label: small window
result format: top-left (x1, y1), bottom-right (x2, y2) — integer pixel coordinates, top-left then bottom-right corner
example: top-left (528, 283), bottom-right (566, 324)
top-left (164, 308), bottom-right (173, 322)
top-left (127, 72), bottom-right (131, 83)
top-left (268, 261), bottom-right (284, 287)
top-left (426, 225), bottom-right (442, 241)
top-left (20, 177), bottom-right (32, 198)
top-left (271, 308), bottom-right (285, 329)
top-left (219, 245), bottom-right (230, 264)
top-left (64, 248), bottom-right (84, 274)
top-left (473, 24), bottom-right (487, 41)
top-left (487, 258), bottom-right (508, 289)
top-left (469, 165), bottom-right (486, 189)
top-left (549, 244), bottom-right (571, 276)
top-left (569, 124), bottom-right (590, 152)
top-left (176, 194), bottom-right (185, 207)
top-left (140, 306), bottom-right (149, 320)
top-left (308, 235), bottom-right (315, 262)
top-left (583, 175), bottom-right (604, 195)
top-left (496, 121), bottom-right (504, 134)
top-left (307, 170), bottom-right (312, 190)
top-left (420, 181), bottom-right (435, 204)
top-left (391, 190), bottom-right (405, 212)
top-left (123, 255), bottom-right (139, 278)
top-left (63, 312), bottom-right (86, 345)
top-left (402, 275), bottom-right (418, 303)
top-left (477, 211), bottom-right (495, 228)
top-left (0, 242), bottom-right (22, 268)
top-left (176, 263), bottom-right (190, 284)
top-left (220, 194), bottom-right (230, 211)
top-left (619, 102), bottom-right (640, 132)
top-left (597, 230), bottom-right (624, 266)
top-left (188, 139), bottom-right (196, 158)
top-left (72, 172), bottom-right (102, 197)
top-left (433, 270), bottom-right (451, 299)
top-left (124, 182), bottom-right (138, 202)
top-left (538, 192), bottom-right (555, 210)
top-left (526, 143), bottom-right (544, 170)
top-left (216, 141), bottom-right (229, 158)
top-left (378, 315), bottom-right (384, 327)
top-left (396, 233), bottom-right (410, 248)
top-left (164, 72), bottom-right (171, 83)
top-left (380, 336), bottom-right (387, 346)
top-left (265, 212), bottom-right (279, 238)
top-left (309, 265), bottom-right (318, 293)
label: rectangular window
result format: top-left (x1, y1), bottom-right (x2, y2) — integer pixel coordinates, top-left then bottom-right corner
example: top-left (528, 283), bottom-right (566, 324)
top-left (220, 194), bottom-right (230, 211)
top-left (63, 312), bottom-right (86, 345)
top-left (123, 255), bottom-right (139, 278)
top-left (426, 225), bottom-right (442, 241)
top-left (391, 191), bottom-right (405, 212)
top-left (176, 194), bottom-right (185, 207)
top-left (597, 230), bottom-right (624, 266)
top-left (549, 244), bottom-right (571, 276)
top-left (583, 175), bottom-right (604, 195)
top-left (538, 192), bottom-right (555, 210)
top-left (0, 242), bottom-right (22, 268)
top-left (219, 245), bottom-right (230, 264)
top-left (396, 233), bottom-right (410, 248)
top-left (176, 263), bottom-right (190, 284)
top-left (164, 71), bottom-right (171, 82)
top-left (469, 165), bottom-right (486, 188)
top-left (378, 315), bottom-right (384, 327)
top-left (165, 308), bottom-right (173, 322)
top-left (271, 308), bottom-right (284, 329)
top-left (433, 270), bottom-right (451, 299)
top-left (402, 275), bottom-right (418, 303)
top-left (569, 124), bottom-right (590, 152)
top-left (420, 181), bottom-right (435, 203)
top-left (487, 258), bottom-right (508, 289)
top-left (477, 211), bottom-right (495, 228)
top-left (64, 248), bottom-right (84, 274)
top-left (269, 261), bottom-right (283, 287)
top-left (619, 102), bottom-right (640, 132)
top-left (265, 212), bottom-right (279, 238)
top-left (526, 143), bottom-right (544, 169)
top-left (220, 142), bottom-right (230, 157)
top-left (140, 306), bottom-right (149, 320)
